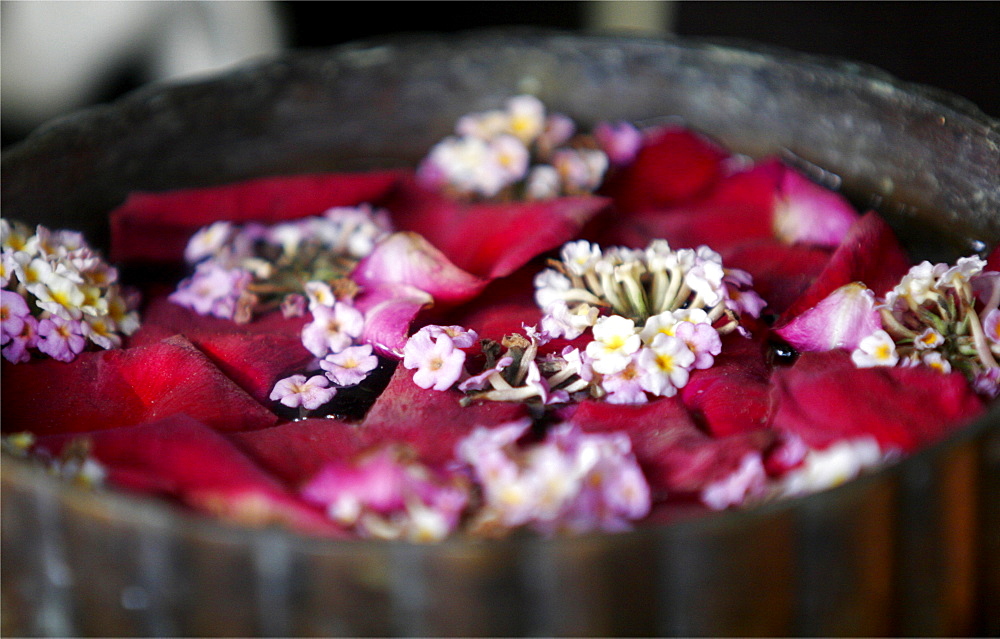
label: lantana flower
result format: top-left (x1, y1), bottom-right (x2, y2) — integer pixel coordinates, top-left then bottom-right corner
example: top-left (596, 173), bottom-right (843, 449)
top-left (1, 220), bottom-right (139, 363)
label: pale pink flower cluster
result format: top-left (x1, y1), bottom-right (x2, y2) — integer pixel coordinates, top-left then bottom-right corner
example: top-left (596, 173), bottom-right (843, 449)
top-left (270, 284), bottom-right (379, 415)
top-left (416, 95), bottom-right (613, 200)
top-left (456, 420), bottom-right (651, 535)
top-left (301, 445), bottom-right (470, 543)
top-left (1, 219), bottom-right (140, 363)
top-left (171, 205), bottom-right (392, 322)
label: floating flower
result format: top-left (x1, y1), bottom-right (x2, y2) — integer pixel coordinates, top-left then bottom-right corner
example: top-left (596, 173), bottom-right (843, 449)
top-left (320, 344), bottom-right (380, 387)
top-left (269, 374), bottom-right (337, 411)
top-left (301, 301), bottom-right (366, 358)
top-left (402, 327), bottom-right (468, 391)
top-left (301, 445), bottom-right (469, 543)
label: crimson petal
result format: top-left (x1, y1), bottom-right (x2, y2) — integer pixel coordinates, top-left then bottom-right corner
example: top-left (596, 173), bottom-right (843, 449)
top-left (770, 351), bottom-right (985, 453)
top-left (387, 176), bottom-right (609, 279)
top-left (2, 335), bottom-right (278, 436)
top-left (360, 366), bottom-right (530, 466)
top-left (778, 211), bottom-right (912, 324)
top-left (110, 171), bottom-right (402, 266)
top-left (35, 415), bottom-right (341, 535)
top-left (566, 398), bottom-right (773, 500)
top-left (600, 126), bottom-right (730, 214)
top-left (680, 324), bottom-right (774, 438)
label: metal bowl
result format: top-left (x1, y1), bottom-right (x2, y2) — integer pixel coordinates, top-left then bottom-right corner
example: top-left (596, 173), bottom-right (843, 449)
top-left (3, 29), bottom-right (999, 636)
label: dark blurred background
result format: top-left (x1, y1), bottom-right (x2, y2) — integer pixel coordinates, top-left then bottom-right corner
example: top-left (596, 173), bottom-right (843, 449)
top-left (3, 1), bottom-right (998, 149)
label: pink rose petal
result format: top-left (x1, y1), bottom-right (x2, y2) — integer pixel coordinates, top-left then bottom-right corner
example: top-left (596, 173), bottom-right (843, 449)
top-left (774, 282), bottom-right (882, 352)
top-left (352, 231), bottom-right (488, 304)
top-left (779, 211), bottom-right (912, 323)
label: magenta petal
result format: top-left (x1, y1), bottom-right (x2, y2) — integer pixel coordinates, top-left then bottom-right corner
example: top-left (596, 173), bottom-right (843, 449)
top-left (300, 446), bottom-right (411, 514)
top-left (110, 171), bottom-right (402, 266)
top-left (353, 282), bottom-right (434, 357)
top-left (771, 351), bottom-right (985, 453)
top-left (353, 232), bottom-right (487, 304)
top-left (779, 211), bottom-right (912, 322)
top-left (772, 166), bottom-right (859, 247)
top-left (774, 283), bottom-right (881, 352)
top-left (35, 414), bottom-right (341, 535)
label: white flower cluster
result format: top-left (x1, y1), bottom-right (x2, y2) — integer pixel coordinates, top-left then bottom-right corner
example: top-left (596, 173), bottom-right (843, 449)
top-left (417, 95), bottom-right (612, 200)
top-left (532, 239), bottom-right (765, 404)
top-left (171, 204), bottom-right (392, 323)
top-left (1, 219), bottom-right (140, 363)
top-left (850, 256), bottom-right (1000, 394)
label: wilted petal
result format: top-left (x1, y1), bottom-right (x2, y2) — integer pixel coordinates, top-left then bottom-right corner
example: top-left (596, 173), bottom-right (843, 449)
top-left (774, 282), bottom-right (881, 352)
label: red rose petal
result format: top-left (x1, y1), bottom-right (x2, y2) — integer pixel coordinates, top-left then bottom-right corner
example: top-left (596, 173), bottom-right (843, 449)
top-left (387, 176), bottom-right (609, 279)
top-left (2, 353), bottom-right (146, 436)
top-left (778, 211), bottom-right (912, 323)
top-left (129, 294), bottom-right (309, 347)
top-left (110, 171), bottom-right (402, 266)
top-left (600, 126), bottom-right (730, 213)
top-left (680, 326), bottom-right (774, 438)
top-left (770, 351), bottom-right (984, 453)
top-left (606, 201), bottom-right (774, 252)
top-left (722, 239), bottom-right (833, 315)
top-left (2, 336), bottom-right (278, 436)
top-left (189, 333), bottom-right (315, 406)
top-left (567, 397), bottom-right (773, 499)
top-left (35, 415), bottom-right (341, 535)
top-left (229, 418), bottom-right (367, 486)
top-left (360, 366), bottom-right (530, 466)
